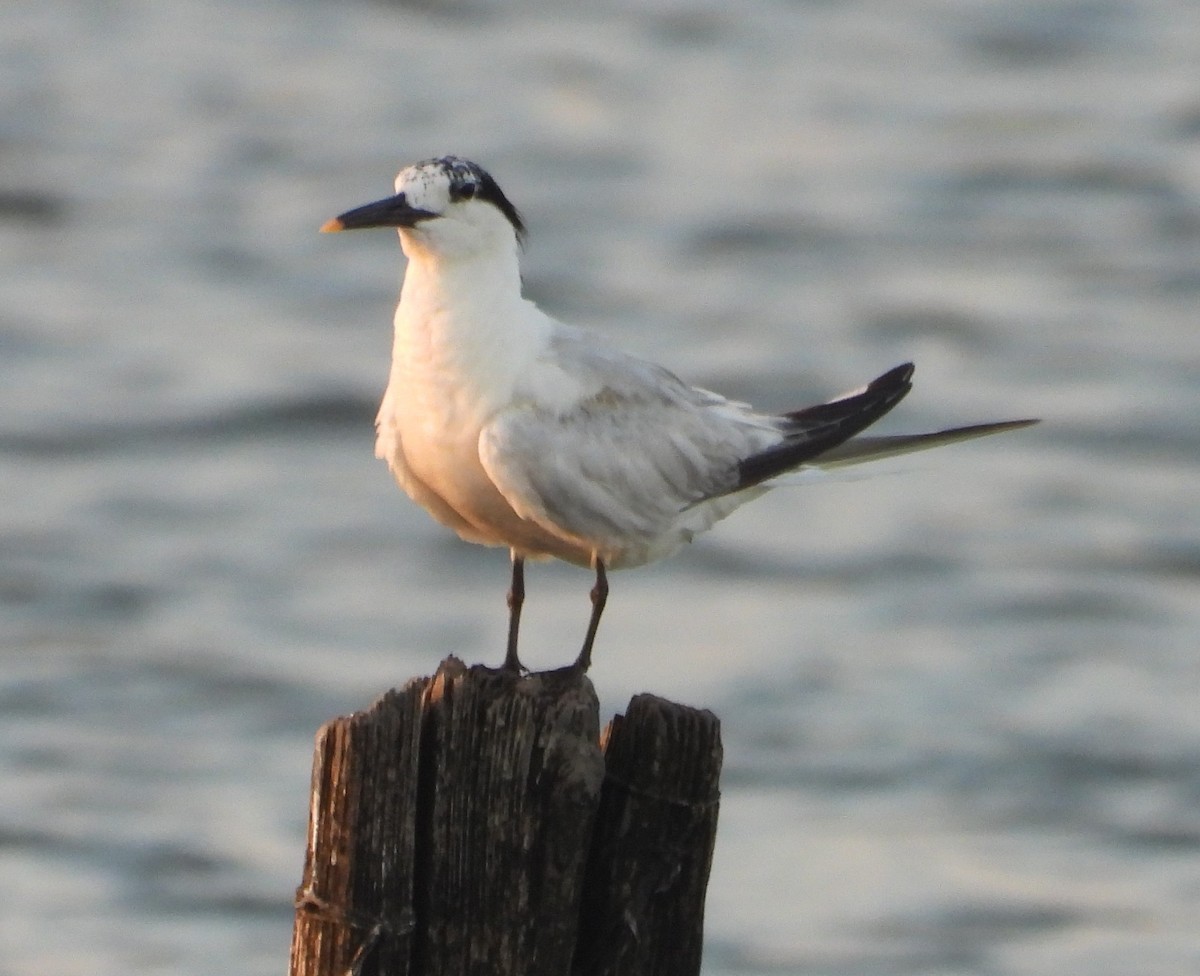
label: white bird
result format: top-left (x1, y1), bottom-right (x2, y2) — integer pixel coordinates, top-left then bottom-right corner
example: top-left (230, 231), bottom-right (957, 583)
top-left (322, 156), bottom-right (1035, 673)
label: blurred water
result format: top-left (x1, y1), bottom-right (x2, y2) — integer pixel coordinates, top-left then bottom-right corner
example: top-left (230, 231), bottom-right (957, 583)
top-left (3, 1), bottom-right (1200, 973)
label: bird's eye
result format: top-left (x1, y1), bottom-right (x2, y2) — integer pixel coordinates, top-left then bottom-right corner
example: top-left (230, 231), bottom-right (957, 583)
top-left (458, 183), bottom-right (476, 200)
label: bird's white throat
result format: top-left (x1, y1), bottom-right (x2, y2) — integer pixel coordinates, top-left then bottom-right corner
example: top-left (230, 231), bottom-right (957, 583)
top-left (388, 230), bottom-right (547, 428)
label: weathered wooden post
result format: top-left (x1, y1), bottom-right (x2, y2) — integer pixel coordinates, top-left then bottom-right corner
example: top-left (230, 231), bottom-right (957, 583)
top-left (574, 696), bottom-right (722, 975)
top-left (289, 657), bottom-right (722, 976)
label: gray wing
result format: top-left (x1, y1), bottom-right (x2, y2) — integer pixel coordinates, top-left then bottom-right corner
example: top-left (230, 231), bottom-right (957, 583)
top-left (478, 328), bottom-right (779, 555)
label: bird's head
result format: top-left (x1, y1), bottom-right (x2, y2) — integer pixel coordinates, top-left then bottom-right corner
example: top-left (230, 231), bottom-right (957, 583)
top-left (321, 156), bottom-right (525, 260)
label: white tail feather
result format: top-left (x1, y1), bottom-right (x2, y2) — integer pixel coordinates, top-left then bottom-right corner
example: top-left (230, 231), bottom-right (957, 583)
top-left (809, 418), bottom-right (1039, 469)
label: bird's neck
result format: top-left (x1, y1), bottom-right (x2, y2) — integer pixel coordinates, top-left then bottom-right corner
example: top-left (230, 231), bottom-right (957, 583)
top-left (399, 235), bottom-right (523, 310)
top-left (391, 243), bottom-right (545, 417)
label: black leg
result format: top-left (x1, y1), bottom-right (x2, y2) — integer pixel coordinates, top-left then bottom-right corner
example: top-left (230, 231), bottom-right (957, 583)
top-left (574, 558), bottom-right (608, 672)
top-left (503, 552), bottom-right (525, 672)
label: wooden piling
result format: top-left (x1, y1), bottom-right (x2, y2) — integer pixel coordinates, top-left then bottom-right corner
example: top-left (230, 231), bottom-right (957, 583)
top-left (289, 657), bottom-right (722, 976)
top-left (574, 695), bottom-right (722, 976)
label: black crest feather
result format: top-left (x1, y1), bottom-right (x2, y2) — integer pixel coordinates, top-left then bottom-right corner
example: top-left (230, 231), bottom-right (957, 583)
top-left (428, 155), bottom-right (526, 242)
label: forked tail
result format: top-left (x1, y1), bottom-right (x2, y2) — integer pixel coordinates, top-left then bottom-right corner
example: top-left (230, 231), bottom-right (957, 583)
top-left (734, 362), bottom-right (1037, 490)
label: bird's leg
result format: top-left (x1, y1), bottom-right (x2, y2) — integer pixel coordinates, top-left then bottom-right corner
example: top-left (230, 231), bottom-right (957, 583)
top-left (573, 557), bottom-right (608, 673)
top-left (503, 552), bottom-right (525, 672)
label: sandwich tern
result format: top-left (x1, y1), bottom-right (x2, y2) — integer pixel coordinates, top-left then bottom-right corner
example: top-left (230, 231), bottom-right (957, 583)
top-left (322, 156), bottom-right (1035, 673)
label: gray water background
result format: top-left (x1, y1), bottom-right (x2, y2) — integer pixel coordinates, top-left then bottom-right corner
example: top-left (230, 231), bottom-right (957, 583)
top-left (3, 1), bottom-right (1200, 973)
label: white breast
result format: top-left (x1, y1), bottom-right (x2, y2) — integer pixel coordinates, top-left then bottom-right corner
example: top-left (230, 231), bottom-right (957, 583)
top-left (375, 258), bottom-right (595, 561)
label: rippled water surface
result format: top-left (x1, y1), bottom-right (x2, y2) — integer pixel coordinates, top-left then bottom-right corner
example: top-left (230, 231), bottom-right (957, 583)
top-left (3, 2), bottom-right (1200, 973)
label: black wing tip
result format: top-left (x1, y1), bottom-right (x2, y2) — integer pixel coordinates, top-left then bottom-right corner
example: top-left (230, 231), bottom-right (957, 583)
top-left (878, 361), bottom-right (915, 386)
top-left (863, 361), bottom-right (914, 393)
top-left (781, 362), bottom-right (914, 426)
top-left (736, 362), bottom-right (918, 490)
top-left (868, 362), bottom-right (914, 403)
top-left (866, 361), bottom-right (914, 403)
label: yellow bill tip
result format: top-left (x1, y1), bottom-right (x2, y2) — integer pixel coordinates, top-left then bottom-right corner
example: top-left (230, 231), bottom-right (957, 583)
top-left (319, 217), bottom-right (345, 233)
